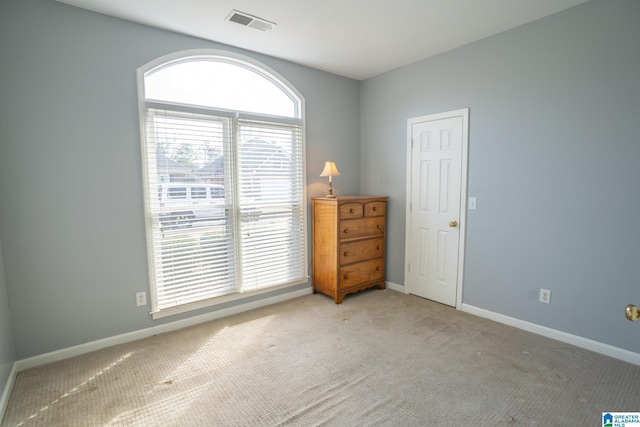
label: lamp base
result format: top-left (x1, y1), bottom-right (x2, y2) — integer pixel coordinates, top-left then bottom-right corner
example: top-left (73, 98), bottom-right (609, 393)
top-left (325, 194), bottom-right (337, 198)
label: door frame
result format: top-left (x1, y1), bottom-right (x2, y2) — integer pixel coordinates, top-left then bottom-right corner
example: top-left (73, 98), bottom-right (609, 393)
top-left (404, 108), bottom-right (469, 309)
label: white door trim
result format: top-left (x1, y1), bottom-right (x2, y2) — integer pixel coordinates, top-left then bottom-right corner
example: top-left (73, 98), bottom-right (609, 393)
top-left (404, 108), bottom-right (469, 309)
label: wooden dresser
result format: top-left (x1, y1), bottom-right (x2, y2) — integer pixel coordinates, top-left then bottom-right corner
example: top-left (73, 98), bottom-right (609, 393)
top-left (312, 196), bottom-right (388, 303)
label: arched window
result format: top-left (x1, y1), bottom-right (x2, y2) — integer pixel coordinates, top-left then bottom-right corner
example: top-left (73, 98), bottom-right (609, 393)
top-left (144, 58), bottom-right (299, 117)
top-left (138, 50), bottom-right (306, 317)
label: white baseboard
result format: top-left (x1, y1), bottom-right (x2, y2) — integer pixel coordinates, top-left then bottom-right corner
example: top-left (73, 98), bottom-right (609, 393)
top-left (17, 287), bottom-right (312, 372)
top-left (0, 362), bottom-right (18, 424)
top-left (15, 285), bottom-right (637, 376)
top-left (385, 281), bottom-right (405, 293)
top-left (462, 303), bottom-right (640, 366)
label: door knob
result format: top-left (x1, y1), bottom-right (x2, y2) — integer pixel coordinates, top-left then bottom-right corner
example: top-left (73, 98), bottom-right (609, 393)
top-left (626, 304), bottom-right (640, 321)
top-left (449, 221), bottom-right (458, 228)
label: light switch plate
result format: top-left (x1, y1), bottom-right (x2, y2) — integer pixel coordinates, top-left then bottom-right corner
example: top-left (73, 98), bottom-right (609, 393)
top-left (468, 197), bottom-right (477, 210)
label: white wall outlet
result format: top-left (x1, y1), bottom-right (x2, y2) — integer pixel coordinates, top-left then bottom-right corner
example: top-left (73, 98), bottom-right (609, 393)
top-left (136, 292), bottom-right (147, 307)
top-left (539, 288), bottom-right (551, 304)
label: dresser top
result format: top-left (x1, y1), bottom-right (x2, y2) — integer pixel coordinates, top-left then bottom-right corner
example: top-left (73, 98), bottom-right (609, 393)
top-left (312, 196), bottom-right (388, 201)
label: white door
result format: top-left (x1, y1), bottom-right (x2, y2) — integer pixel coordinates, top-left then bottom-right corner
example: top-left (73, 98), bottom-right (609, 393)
top-left (405, 109), bottom-right (468, 307)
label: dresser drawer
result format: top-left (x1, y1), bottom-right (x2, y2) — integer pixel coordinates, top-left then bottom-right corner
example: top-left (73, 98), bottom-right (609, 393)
top-left (339, 202), bottom-right (363, 219)
top-left (339, 259), bottom-right (385, 289)
top-left (339, 217), bottom-right (385, 240)
top-left (339, 237), bottom-right (384, 265)
top-left (364, 201), bottom-right (386, 217)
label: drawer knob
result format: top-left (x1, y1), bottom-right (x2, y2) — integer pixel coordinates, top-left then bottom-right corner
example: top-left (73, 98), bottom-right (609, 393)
top-left (376, 245), bottom-right (380, 250)
top-left (376, 266), bottom-right (381, 271)
top-left (373, 206), bottom-right (377, 211)
top-left (349, 208), bottom-right (354, 213)
top-left (377, 225), bottom-right (382, 230)
top-left (344, 274), bottom-right (349, 280)
top-left (343, 251), bottom-right (348, 257)
top-left (343, 228), bottom-right (348, 234)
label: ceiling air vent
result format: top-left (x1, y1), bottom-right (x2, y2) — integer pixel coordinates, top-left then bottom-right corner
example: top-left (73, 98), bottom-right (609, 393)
top-left (226, 10), bottom-right (276, 31)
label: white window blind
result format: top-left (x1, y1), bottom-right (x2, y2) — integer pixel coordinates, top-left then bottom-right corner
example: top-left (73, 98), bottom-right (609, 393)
top-left (144, 107), bottom-right (238, 311)
top-left (237, 120), bottom-right (306, 291)
top-left (143, 105), bottom-right (306, 314)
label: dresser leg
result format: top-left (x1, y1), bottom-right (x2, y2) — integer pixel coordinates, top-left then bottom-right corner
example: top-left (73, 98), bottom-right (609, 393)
top-left (335, 294), bottom-right (345, 304)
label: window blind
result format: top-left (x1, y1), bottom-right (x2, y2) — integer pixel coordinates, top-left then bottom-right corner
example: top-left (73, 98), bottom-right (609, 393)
top-left (237, 120), bottom-right (306, 291)
top-left (142, 106), bottom-right (306, 314)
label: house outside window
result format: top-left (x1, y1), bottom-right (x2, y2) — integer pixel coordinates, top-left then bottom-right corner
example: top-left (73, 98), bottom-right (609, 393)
top-left (138, 50), bottom-right (307, 318)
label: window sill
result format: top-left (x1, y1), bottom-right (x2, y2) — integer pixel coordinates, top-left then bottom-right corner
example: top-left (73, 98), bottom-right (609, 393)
top-left (151, 279), bottom-right (309, 320)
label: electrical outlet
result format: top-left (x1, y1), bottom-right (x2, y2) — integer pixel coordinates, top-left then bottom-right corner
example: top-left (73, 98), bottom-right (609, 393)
top-left (136, 292), bottom-right (147, 307)
top-left (539, 288), bottom-right (551, 304)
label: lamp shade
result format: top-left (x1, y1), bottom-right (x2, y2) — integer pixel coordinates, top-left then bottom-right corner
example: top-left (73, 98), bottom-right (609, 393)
top-left (319, 161), bottom-right (340, 177)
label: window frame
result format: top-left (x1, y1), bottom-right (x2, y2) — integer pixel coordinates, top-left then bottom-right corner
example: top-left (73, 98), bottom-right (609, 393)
top-left (137, 49), bottom-right (308, 319)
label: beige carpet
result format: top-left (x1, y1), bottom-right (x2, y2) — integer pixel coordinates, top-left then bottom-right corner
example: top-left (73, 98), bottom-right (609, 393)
top-left (3, 290), bottom-right (640, 426)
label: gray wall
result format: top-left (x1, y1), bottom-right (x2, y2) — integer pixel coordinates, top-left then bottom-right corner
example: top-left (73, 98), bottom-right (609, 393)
top-left (360, 0), bottom-right (640, 354)
top-left (2, 0), bottom-right (639, 364)
top-left (0, 241), bottom-right (16, 400)
top-left (0, 0), bottom-right (360, 359)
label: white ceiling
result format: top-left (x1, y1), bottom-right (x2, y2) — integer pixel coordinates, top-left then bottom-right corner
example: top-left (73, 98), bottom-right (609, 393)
top-left (56, 0), bottom-right (589, 80)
